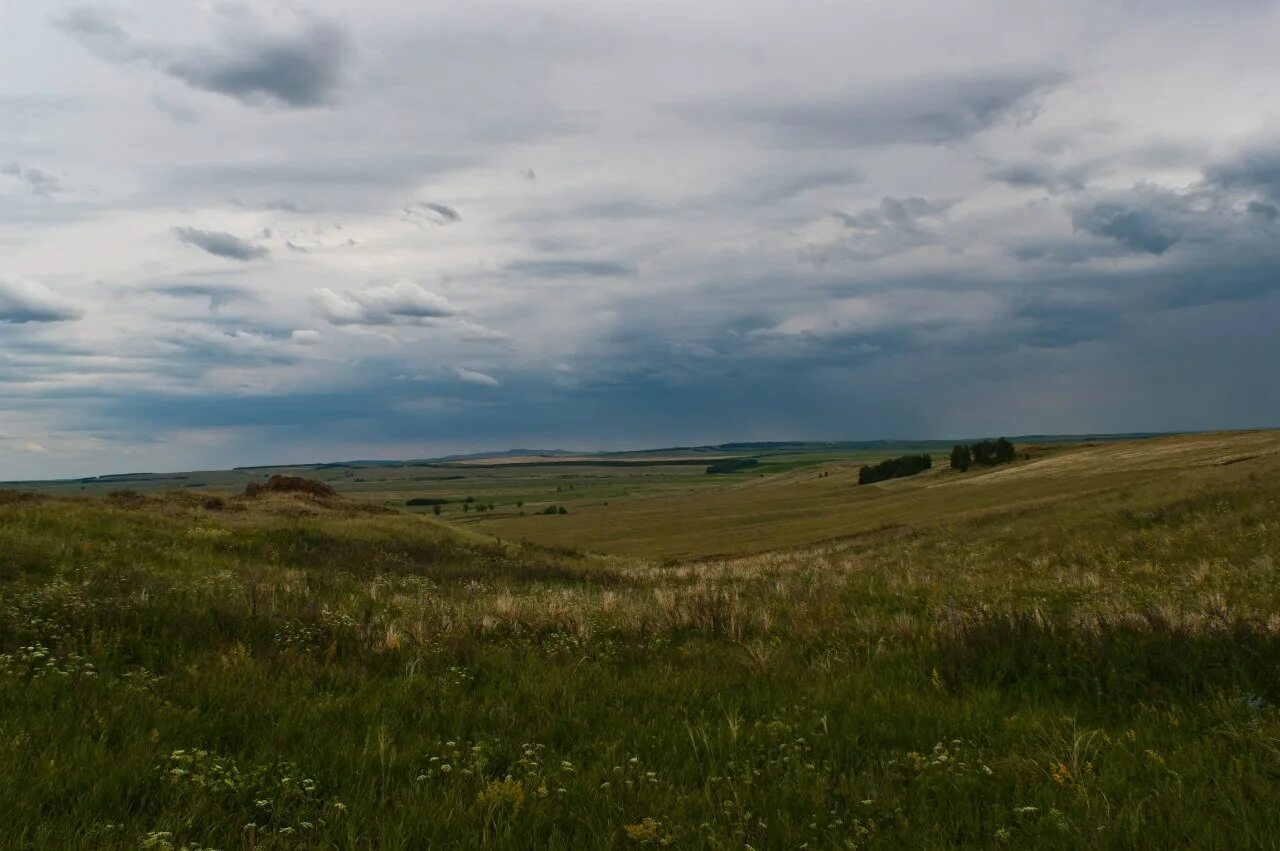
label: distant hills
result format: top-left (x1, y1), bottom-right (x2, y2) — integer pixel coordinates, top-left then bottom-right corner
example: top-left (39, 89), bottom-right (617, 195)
top-left (3, 432), bottom-right (1187, 486)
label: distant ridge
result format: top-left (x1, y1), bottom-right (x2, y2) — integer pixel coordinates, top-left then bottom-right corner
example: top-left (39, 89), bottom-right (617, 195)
top-left (3, 431), bottom-right (1196, 485)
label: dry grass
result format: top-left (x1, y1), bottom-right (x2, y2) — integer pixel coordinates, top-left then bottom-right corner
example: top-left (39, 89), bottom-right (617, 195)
top-left (473, 430), bottom-right (1280, 559)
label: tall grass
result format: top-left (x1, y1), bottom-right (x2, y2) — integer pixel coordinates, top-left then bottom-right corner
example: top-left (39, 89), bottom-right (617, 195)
top-left (2, 470), bottom-right (1279, 849)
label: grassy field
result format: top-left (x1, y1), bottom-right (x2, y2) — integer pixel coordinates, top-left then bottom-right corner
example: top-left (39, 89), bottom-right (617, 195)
top-left (473, 431), bottom-right (1280, 559)
top-left (3, 430), bottom-right (1280, 848)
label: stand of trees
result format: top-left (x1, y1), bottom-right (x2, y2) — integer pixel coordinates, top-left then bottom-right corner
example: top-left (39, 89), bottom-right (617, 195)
top-left (949, 438), bottom-right (1016, 471)
top-left (706, 458), bottom-right (761, 474)
top-left (858, 454), bottom-right (932, 485)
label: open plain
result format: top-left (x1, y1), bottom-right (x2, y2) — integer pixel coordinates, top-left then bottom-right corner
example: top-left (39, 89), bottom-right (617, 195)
top-left (4, 431), bottom-right (1280, 848)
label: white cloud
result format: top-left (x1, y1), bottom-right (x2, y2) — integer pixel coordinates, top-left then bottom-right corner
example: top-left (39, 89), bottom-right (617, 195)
top-left (0, 279), bottom-right (81, 323)
top-left (313, 281), bottom-right (460, 326)
top-left (452, 367), bottom-right (500, 387)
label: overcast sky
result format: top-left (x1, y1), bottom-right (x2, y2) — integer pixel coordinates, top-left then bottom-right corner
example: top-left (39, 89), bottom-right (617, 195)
top-left (2, 0), bottom-right (1279, 478)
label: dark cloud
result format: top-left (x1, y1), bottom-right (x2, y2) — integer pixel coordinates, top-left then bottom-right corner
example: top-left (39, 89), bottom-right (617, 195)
top-left (1204, 145), bottom-right (1280, 200)
top-left (0, 280), bottom-right (81, 323)
top-left (2, 161), bottom-right (63, 196)
top-left (1005, 238), bottom-right (1128, 264)
top-left (686, 68), bottom-right (1066, 147)
top-left (403, 202), bottom-right (461, 226)
top-left (1069, 193), bottom-right (1185, 255)
top-left (506, 259), bottom-right (633, 278)
top-left (804, 196), bottom-right (953, 265)
top-left (149, 283), bottom-right (258, 312)
top-left (835, 196), bottom-right (952, 232)
top-left (1247, 200), bottom-right (1279, 221)
top-left (173, 227), bottom-right (268, 260)
top-left (55, 7), bottom-right (350, 108)
top-left (165, 21), bottom-right (349, 108)
top-left (51, 6), bottom-right (134, 58)
top-left (987, 161), bottom-right (1088, 192)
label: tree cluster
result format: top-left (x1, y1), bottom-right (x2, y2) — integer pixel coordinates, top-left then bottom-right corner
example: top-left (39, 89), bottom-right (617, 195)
top-left (949, 438), bottom-right (1016, 471)
top-left (705, 458), bottom-right (761, 474)
top-left (857, 454), bottom-right (932, 485)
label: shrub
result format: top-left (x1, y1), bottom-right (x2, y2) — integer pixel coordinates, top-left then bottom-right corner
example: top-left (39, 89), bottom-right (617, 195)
top-left (406, 497), bottom-right (450, 506)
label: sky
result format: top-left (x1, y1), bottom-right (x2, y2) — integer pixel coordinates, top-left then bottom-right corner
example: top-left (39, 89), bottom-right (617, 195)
top-left (2, 0), bottom-right (1279, 479)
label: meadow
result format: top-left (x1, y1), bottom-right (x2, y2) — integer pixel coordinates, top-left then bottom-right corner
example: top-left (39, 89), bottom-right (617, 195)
top-left (2, 430), bottom-right (1280, 848)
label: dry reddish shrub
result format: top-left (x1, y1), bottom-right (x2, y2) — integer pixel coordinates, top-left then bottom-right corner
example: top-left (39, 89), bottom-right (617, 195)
top-left (244, 475), bottom-right (338, 499)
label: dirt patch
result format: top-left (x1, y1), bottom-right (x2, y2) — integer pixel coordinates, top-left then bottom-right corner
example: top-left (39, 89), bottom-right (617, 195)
top-left (244, 475), bottom-right (338, 499)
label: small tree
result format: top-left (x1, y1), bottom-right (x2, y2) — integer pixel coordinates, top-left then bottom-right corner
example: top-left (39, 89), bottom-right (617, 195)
top-left (995, 437), bottom-right (1016, 463)
top-left (432, 504), bottom-right (442, 516)
top-left (949, 444), bottom-right (971, 471)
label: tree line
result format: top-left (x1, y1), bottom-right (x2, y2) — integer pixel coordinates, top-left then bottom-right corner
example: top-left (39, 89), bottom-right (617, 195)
top-left (858, 454), bottom-right (933, 485)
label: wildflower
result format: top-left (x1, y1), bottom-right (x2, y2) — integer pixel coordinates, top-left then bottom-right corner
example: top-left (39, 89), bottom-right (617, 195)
top-left (624, 817), bottom-right (670, 844)
top-left (476, 777), bottom-right (525, 813)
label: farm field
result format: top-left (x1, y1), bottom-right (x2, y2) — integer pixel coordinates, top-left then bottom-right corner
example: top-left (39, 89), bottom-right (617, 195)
top-left (2, 430), bottom-right (1280, 848)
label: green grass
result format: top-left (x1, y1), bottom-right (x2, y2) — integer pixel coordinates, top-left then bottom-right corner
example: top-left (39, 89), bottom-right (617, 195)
top-left (2, 432), bottom-right (1280, 848)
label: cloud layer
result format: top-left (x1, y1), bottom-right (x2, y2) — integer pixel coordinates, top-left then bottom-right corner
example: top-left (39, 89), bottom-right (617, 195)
top-left (1, 0), bottom-right (1278, 478)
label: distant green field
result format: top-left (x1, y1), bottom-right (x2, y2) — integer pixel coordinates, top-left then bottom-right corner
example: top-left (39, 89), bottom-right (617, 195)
top-left (2, 430), bottom-right (1280, 848)
top-left (3, 444), bottom-right (948, 522)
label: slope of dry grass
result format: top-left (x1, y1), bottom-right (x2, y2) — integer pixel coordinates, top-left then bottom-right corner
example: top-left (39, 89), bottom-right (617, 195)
top-left (474, 431), bottom-right (1280, 559)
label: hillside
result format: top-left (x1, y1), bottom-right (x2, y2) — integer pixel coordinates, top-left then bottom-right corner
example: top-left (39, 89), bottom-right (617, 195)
top-left (474, 430), bottom-right (1280, 558)
top-left (3, 430), bottom-right (1280, 847)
